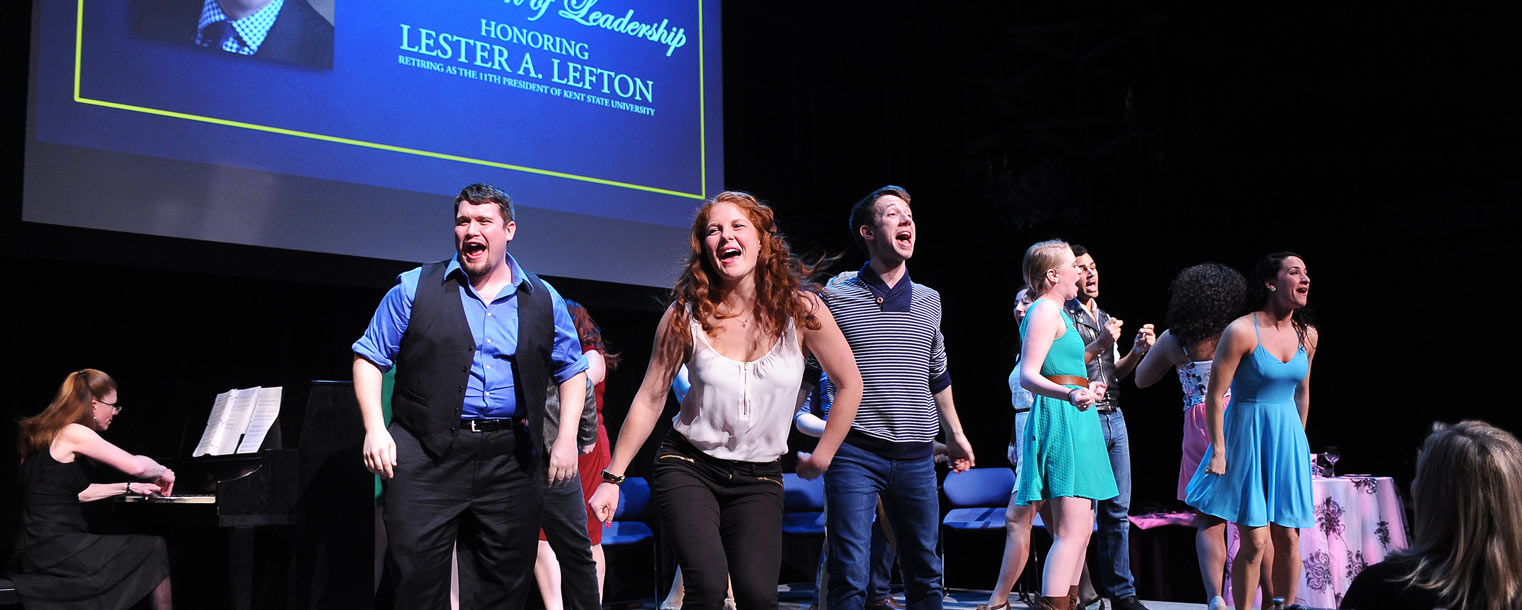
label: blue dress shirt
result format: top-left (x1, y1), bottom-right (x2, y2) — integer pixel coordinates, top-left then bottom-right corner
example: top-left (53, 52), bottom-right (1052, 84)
top-left (353, 253), bottom-right (589, 419)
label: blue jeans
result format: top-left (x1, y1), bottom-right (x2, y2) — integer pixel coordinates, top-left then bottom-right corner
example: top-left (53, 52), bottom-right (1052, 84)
top-left (824, 442), bottom-right (941, 610)
top-left (815, 499), bottom-right (899, 604)
top-left (1092, 408), bottom-right (1136, 599)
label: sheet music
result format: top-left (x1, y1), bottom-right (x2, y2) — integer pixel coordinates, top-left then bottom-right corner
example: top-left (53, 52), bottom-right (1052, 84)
top-left (192, 386), bottom-right (280, 456)
top-left (235, 387), bottom-right (283, 453)
top-left (191, 390), bottom-right (235, 457)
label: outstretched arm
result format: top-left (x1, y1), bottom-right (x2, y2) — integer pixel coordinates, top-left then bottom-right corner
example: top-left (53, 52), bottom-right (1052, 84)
top-left (1203, 317), bottom-right (1252, 475)
top-left (588, 306), bottom-right (686, 522)
top-left (1135, 329), bottom-right (1182, 388)
top-left (79, 481), bottom-right (166, 502)
top-left (796, 293), bottom-right (861, 479)
top-left (1115, 323), bottom-right (1155, 380)
top-left (56, 423), bottom-right (175, 496)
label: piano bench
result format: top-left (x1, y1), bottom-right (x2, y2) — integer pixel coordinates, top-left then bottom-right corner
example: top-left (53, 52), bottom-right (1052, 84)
top-left (0, 575), bottom-right (19, 605)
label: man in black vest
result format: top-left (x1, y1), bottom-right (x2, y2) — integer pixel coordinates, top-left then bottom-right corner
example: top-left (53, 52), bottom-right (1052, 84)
top-left (1063, 244), bottom-right (1155, 610)
top-left (353, 183), bottom-right (589, 609)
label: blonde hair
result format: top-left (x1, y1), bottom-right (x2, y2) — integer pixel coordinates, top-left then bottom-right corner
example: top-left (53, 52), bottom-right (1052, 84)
top-left (1399, 420), bottom-right (1522, 610)
top-left (18, 369), bottom-right (117, 460)
top-left (1021, 239), bottom-right (1071, 298)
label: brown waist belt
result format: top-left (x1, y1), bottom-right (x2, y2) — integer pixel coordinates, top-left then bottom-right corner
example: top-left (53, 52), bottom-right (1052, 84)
top-left (1045, 375), bottom-right (1089, 387)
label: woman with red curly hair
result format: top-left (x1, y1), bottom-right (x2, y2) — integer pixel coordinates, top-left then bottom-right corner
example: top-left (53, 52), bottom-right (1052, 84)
top-left (589, 191), bottom-right (862, 610)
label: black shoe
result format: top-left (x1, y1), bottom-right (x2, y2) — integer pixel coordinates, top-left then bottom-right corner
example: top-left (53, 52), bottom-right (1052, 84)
top-left (1112, 597), bottom-right (1150, 610)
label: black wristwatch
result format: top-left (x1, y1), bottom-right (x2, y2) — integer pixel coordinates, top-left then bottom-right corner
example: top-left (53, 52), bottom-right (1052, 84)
top-left (601, 469), bottom-right (626, 485)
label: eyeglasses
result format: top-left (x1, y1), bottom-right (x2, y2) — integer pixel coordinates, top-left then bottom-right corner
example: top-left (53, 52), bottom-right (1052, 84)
top-left (93, 399), bottom-right (123, 414)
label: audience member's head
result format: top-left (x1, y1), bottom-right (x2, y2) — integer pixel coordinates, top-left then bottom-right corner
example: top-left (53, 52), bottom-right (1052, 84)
top-left (1402, 420), bottom-right (1522, 610)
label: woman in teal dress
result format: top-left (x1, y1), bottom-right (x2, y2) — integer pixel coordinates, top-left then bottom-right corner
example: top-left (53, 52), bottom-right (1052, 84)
top-left (1185, 252), bottom-right (1318, 610)
top-left (1015, 239), bottom-right (1118, 610)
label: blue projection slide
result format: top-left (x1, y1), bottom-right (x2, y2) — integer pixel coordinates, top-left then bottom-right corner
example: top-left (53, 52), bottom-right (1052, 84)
top-left (29, 0), bottom-right (720, 230)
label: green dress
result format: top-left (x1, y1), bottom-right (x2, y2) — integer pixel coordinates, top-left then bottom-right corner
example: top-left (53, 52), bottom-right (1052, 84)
top-left (1015, 299), bottom-right (1119, 504)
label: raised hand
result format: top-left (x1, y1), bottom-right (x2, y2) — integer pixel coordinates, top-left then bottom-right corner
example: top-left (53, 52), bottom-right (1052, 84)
top-left (1133, 323), bottom-right (1156, 354)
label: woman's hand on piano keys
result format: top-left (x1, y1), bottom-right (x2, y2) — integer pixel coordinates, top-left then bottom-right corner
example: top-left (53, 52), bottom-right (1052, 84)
top-left (153, 468), bottom-right (175, 496)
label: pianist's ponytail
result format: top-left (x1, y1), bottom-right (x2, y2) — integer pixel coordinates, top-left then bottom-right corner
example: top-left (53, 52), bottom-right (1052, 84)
top-left (17, 369), bottom-right (118, 461)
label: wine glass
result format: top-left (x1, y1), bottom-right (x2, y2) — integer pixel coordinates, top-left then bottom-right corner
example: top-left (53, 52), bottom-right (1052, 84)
top-left (1323, 445), bottom-right (1340, 478)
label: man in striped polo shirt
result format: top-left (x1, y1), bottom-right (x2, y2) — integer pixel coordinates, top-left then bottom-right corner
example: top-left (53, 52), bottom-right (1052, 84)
top-left (813, 185), bottom-right (975, 610)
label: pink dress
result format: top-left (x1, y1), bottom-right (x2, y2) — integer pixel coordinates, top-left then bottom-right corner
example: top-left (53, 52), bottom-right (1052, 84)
top-left (1177, 358), bottom-right (1228, 501)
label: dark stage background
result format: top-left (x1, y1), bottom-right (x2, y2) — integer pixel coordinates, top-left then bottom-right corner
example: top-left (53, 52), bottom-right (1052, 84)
top-left (4, 1), bottom-right (1519, 605)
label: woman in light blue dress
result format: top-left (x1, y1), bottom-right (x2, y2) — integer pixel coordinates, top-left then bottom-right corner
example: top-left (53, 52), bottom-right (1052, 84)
top-left (1185, 252), bottom-right (1318, 610)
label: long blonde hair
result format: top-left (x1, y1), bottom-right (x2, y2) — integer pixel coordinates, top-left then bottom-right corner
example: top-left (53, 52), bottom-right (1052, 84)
top-left (1399, 420), bottom-right (1522, 610)
top-left (18, 369), bottom-right (116, 460)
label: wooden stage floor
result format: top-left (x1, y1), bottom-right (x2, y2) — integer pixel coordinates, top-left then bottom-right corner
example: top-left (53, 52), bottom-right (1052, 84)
top-left (606, 585), bottom-right (1208, 610)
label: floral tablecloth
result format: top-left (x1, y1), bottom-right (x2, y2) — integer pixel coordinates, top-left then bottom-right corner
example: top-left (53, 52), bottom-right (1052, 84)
top-left (1131, 476), bottom-right (1409, 607)
top-left (1226, 476), bottom-right (1410, 608)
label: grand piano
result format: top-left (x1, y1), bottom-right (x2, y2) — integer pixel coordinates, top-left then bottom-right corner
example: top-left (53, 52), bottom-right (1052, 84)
top-left (109, 380), bottom-right (373, 610)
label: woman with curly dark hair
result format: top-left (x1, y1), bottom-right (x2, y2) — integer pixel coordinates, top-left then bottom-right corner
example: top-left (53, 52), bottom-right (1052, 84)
top-left (1184, 252), bottom-right (1318, 610)
top-left (1136, 263), bottom-right (1248, 610)
top-left (588, 191), bottom-right (862, 610)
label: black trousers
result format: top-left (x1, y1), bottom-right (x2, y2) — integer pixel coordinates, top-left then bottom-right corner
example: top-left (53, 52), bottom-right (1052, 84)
top-left (383, 423), bottom-right (541, 610)
top-left (651, 433), bottom-right (785, 610)
top-left (538, 469), bottom-right (601, 610)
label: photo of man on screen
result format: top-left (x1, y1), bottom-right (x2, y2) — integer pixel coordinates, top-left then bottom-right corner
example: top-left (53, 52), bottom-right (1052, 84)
top-left (132, 0), bottom-right (334, 70)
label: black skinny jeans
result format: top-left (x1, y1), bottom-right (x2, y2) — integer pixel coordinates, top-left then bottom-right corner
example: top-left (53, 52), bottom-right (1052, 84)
top-left (650, 432), bottom-right (785, 610)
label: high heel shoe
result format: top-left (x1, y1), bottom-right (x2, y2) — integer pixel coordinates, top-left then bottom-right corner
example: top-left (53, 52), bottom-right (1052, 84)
top-left (1033, 595), bottom-right (1071, 610)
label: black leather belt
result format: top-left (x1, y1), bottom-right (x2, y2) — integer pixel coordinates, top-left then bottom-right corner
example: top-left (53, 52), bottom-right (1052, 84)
top-left (459, 417), bottom-right (520, 432)
top-left (1094, 405), bottom-right (1118, 414)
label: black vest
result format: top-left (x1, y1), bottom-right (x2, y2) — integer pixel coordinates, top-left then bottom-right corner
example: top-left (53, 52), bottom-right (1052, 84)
top-left (392, 261), bottom-right (554, 458)
top-left (1065, 298), bottom-right (1121, 407)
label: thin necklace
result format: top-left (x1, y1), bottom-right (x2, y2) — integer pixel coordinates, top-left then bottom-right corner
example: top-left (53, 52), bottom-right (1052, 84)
top-left (719, 304), bottom-right (753, 327)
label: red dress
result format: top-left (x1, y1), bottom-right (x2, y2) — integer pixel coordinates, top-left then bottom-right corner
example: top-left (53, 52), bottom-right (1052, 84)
top-left (577, 370), bottom-right (612, 544)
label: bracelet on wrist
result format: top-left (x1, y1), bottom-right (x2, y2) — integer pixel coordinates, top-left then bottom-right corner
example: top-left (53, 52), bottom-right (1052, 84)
top-left (601, 469), bottom-right (626, 485)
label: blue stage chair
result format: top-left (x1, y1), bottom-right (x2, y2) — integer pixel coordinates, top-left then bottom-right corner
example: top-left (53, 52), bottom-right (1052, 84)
top-left (603, 476), bottom-right (659, 604)
top-left (781, 472), bottom-right (826, 537)
top-left (941, 467), bottom-right (1017, 589)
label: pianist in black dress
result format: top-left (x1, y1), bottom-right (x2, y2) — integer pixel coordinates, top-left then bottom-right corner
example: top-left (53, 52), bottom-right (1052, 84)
top-left (11, 369), bottom-right (176, 610)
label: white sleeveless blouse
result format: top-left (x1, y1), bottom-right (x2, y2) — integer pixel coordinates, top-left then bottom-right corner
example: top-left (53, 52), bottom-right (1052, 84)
top-left (672, 317), bottom-right (804, 462)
